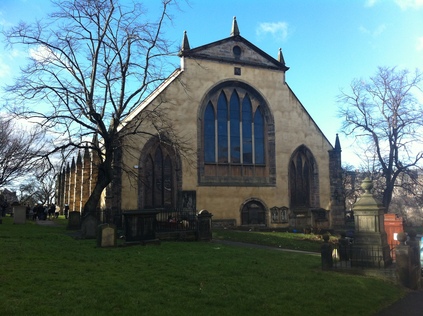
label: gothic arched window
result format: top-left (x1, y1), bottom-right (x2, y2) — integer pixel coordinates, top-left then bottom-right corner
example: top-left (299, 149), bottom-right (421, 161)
top-left (199, 82), bottom-right (275, 186)
top-left (143, 145), bottom-right (175, 209)
top-left (289, 145), bottom-right (319, 209)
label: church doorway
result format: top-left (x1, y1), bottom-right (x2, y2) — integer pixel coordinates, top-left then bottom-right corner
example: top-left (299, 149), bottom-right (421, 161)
top-left (241, 200), bottom-right (266, 226)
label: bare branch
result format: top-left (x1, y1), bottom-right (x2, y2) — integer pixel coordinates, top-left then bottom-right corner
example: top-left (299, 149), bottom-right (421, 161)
top-left (2, 0), bottom-right (185, 215)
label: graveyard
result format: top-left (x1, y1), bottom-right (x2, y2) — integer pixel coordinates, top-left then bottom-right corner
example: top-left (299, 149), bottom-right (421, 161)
top-left (0, 216), bottom-right (405, 315)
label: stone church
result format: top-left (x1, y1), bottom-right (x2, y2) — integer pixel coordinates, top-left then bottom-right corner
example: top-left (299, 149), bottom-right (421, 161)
top-left (57, 18), bottom-right (344, 230)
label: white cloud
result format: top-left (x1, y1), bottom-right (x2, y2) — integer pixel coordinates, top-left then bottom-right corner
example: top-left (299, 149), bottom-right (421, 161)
top-left (364, 0), bottom-right (379, 7)
top-left (395, 0), bottom-right (423, 10)
top-left (256, 21), bottom-right (289, 42)
top-left (29, 45), bottom-right (57, 64)
top-left (359, 24), bottom-right (386, 37)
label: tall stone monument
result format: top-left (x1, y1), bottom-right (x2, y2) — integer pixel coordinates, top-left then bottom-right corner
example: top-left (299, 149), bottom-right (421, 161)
top-left (352, 177), bottom-right (392, 267)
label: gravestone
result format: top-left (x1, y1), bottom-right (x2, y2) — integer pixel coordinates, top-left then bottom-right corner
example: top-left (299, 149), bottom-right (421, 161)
top-left (13, 205), bottom-right (26, 224)
top-left (81, 214), bottom-right (100, 239)
top-left (97, 223), bottom-right (117, 247)
top-left (67, 211), bottom-right (81, 230)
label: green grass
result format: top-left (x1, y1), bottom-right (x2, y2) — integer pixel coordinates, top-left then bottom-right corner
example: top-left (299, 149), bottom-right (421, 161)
top-left (0, 216), bottom-right (405, 315)
top-left (213, 229), bottom-right (330, 252)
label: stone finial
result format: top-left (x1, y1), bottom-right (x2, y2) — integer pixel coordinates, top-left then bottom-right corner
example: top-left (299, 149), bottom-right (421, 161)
top-left (360, 177), bottom-right (373, 194)
top-left (278, 48), bottom-right (285, 65)
top-left (397, 231), bottom-right (407, 244)
top-left (181, 30), bottom-right (190, 51)
top-left (230, 16), bottom-right (240, 36)
top-left (334, 133), bottom-right (341, 151)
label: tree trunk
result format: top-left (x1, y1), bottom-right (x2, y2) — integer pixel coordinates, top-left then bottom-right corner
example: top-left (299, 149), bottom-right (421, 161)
top-left (383, 180), bottom-right (394, 212)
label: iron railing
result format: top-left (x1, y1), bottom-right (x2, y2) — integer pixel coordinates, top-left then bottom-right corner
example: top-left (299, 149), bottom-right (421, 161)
top-left (330, 242), bottom-right (397, 269)
top-left (86, 208), bottom-right (198, 233)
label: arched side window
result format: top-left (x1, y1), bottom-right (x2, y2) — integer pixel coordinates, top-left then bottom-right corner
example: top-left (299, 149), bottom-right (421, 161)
top-left (143, 145), bottom-right (175, 209)
top-left (289, 145), bottom-right (319, 210)
top-left (199, 81), bottom-right (275, 186)
top-left (138, 136), bottom-right (182, 211)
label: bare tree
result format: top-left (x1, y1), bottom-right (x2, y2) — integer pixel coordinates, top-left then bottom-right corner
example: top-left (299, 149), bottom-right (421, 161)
top-left (338, 66), bottom-right (423, 211)
top-left (19, 169), bottom-right (57, 206)
top-left (2, 0), bottom-right (186, 216)
top-left (0, 117), bottom-right (45, 188)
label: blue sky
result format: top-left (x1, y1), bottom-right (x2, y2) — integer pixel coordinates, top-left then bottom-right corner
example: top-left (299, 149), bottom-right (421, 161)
top-left (1, 0), bottom-right (423, 167)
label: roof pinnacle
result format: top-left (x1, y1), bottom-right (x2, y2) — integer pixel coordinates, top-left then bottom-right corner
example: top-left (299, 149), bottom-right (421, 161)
top-left (181, 30), bottom-right (190, 51)
top-left (230, 16), bottom-right (240, 36)
top-left (278, 48), bottom-right (285, 65)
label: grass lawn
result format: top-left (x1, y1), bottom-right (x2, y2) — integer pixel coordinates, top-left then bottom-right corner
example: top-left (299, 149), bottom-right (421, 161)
top-left (0, 216), bottom-right (405, 315)
top-left (213, 229), bottom-right (331, 252)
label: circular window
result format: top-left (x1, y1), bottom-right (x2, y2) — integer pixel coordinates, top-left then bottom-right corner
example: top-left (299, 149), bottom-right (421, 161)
top-left (233, 45), bottom-right (241, 57)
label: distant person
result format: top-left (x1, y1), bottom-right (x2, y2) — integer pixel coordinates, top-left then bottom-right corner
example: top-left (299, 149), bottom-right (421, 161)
top-left (34, 202), bottom-right (45, 220)
top-left (64, 204), bottom-right (69, 219)
top-left (48, 204), bottom-right (56, 220)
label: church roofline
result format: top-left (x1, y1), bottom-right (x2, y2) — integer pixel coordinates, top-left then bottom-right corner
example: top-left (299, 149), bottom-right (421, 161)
top-left (179, 35), bottom-right (289, 72)
top-left (285, 82), bottom-right (334, 150)
top-left (179, 17), bottom-right (289, 72)
top-left (118, 68), bottom-right (184, 132)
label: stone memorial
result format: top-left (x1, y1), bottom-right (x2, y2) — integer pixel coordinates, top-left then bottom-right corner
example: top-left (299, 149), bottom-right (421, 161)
top-left (13, 204), bottom-right (26, 224)
top-left (351, 178), bottom-right (392, 268)
top-left (197, 210), bottom-right (213, 241)
top-left (67, 211), bottom-right (81, 230)
top-left (81, 214), bottom-right (100, 239)
top-left (395, 232), bottom-right (418, 289)
top-left (97, 223), bottom-right (117, 247)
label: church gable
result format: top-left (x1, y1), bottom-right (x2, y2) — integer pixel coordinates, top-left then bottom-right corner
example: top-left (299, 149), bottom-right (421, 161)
top-left (180, 17), bottom-right (288, 72)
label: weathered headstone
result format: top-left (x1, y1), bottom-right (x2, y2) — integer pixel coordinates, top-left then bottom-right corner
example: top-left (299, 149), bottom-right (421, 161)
top-left (81, 214), bottom-right (100, 239)
top-left (67, 211), bottom-right (81, 230)
top-left (97, 223), bottom-right (117, 247)
top-left (13, 205), bottom-right (26, 224)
